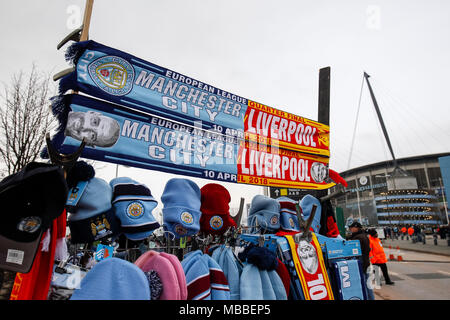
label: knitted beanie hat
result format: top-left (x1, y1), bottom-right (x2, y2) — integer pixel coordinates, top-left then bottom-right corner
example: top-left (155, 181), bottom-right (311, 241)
top-left (70, 257), bottom-right (150, 300)
top-left (299, 194), bottom-right (322, 233)
top-left (277, 196), bottom-right (300, 232)
top-left (200, 183), bottom-right (237, 235)
top-left (247, 195), bottom-right (280, 233)
top-left (134, 250), bottom-right (182, 300)
top-left (110, 177), bottom-right (160, 241)
top-left (160, 252), bottom-right (188, 300)
top-left (162, 178), bottom-right (202, 238)
top-left (67, 177), bottom-right (120, 243)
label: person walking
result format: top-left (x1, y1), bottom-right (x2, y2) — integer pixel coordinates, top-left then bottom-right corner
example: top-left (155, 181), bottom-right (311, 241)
top-left (408, 226), bottom-right (414, 240)
top-left (368, 229), bottom-right (395, 285)
top-left (347, 222), bottom-right (374, 300)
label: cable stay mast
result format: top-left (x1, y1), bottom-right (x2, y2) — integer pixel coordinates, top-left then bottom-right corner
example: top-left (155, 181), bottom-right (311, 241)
top-left (363, 72), bottom-right (409, 179)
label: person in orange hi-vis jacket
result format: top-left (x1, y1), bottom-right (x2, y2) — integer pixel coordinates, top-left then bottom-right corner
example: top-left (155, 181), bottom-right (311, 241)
top-left (368, 229), bottom-right (395, 285)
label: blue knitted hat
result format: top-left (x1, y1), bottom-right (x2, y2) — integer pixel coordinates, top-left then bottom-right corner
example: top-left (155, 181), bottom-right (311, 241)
top-left (277, 196), bottom-right (300, 232)
top-left (299, 194), bottom-right (322, 233)
top-left (161, 178), bottom-right (202, 238)
top-left (248, 195), bottom-right (280, 233)
top-left (110, 177), bottom-right (160, 241)
top-left (70, 257), bottom-right (150, 300)
top-left (67, 177), bottom-right (120, 243)
top-left (239, 263), bottom-right (287, 300)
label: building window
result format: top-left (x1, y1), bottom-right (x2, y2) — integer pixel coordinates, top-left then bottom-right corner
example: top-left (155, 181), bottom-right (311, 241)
top-left (428, 167), bottom-right (443, 188)
top-left (406, 168), bottom-right (428, 189)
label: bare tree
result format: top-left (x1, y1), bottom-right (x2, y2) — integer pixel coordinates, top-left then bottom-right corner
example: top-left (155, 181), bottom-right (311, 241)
top-left (0, 64), bottom-right (56, 178)
top-left (0, 65), bottom-right (56, 299)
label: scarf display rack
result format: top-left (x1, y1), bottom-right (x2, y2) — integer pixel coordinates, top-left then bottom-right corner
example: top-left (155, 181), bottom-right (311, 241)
top-left (0, 139), bottom-right (366, 301)
top-left (0, 149), bottom-right (367, 300)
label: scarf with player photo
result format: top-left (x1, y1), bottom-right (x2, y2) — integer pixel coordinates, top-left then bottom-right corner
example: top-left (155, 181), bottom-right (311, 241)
top-left (42, 93), bottom-right (334, 191)
top-left (284, 234), bottom-right (334, 300)
top-left (58, 40), bottom-right (330, 158)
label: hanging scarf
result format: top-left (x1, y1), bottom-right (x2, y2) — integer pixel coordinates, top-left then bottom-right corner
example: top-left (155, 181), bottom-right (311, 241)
top-left (9, 211), bottom-right (66, 300)
top-left (331, 260), bottom-right (366, 300)
top-left (45, 94), bottom-right (334, 190)
top-left (284, 234), bottom-right (334, 300)
top-left (58, 40), bottom-right (330, 157)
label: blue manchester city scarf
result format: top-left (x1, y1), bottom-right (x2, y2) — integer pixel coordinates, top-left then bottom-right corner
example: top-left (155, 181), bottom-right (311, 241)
top-left (44, 93), bottom-right (333, 190)
top-left (331, 260), bottom-right (366, 300)
top-left (58, 40), bottom-right (331, 158)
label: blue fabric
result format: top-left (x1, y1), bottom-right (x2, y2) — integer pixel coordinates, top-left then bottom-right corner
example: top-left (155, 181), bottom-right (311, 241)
top-left (240, 263), bottom-right (263, 300)
top-left (364, 272), bottom-right (375, 300)
top-left (44, 94), bottom-right (240, 186)
top-left (267, 269), bottom-right (288, 300)
top-left (68, 177), bottom-right (112, 221)
top-left (259, 269), bottom-right (276, 300)
top-left (277, 196), bottom-right (300, 232)
top-left (110, 177), bottom-right (159, 240)
top-left (70, 257), bottom-right (150, 300)
top-left (203, 253), bottom-right (230, 300)
top-left (182, 250), bottom-right (230, 300)
top-left (239, 262), bottom-right (286, 300)
top-left (332, 260), bottom-right (365, 300)
top-left (212, 246), bottom-right (241, 300)
top-left (67, 177), bottom-right (120, 243)
top-left (182, 250), bottom-right (211, 300)
top-left (299, 194), bottom-right (322, 233)
top-left (59, 40), bottom-right (248, 135)
top-left (248, 195), bottom-right (280, 233)
top-left (162, 178), bottom-right (202, 239)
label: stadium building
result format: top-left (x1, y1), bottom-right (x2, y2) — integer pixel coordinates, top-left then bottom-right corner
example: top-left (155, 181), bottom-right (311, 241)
top-left (329, 153), bottom-right (450, 228)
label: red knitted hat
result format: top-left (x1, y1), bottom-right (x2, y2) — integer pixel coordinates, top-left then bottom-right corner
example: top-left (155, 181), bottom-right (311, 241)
top-left (200, 183), bottom-right (236, 235)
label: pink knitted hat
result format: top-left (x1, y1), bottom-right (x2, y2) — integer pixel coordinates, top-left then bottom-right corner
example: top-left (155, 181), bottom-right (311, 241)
top-left (134, 250), bottom-right (181, 300)
top-left (160, 252), bottom-right (188, 300)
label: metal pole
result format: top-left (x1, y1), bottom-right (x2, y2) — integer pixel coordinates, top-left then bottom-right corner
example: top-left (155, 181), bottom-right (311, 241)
top-left (363, 72), bottom-right (397, 167)
top-left (317, 67), bottom-right (330, 200)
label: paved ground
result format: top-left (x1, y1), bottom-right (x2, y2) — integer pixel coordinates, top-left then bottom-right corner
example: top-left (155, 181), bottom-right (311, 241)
top-left (381, 235), bottom-right (450, 257)
top-left (372, 236), bottom-right (450, 300)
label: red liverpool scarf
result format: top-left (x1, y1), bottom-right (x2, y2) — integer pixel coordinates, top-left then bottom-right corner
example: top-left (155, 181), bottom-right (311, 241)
top-left (284, 234), bottom-right (334, 300)
top-left (9, 211), bottom-right (67, 300)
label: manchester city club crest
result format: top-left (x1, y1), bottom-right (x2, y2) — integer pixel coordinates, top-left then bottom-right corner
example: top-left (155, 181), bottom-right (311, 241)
top-left (180, 211), bottom-right (194, 225)
top-left (270, 214), bottom-right (279, 225)
top-left (126, 201), bottom-right (145, 219)
top-left (88, 55), bottom-right (134, 96)
top-left (175, 224), bottom-right (187, 236)
top-left (90, 215), bottom-right (112, 240)
top-left (289, 217), bottom-right (295, 228)
top-left (17, 216), bottom-right (41, 233)
top-left (209, 215), bottom-right (223, 230)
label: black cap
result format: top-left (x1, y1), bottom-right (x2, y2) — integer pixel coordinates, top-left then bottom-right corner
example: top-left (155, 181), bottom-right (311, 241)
top-left (349, 221), bottom-right (362, 229)
top-left (0, 162), bottom-right (68, 273)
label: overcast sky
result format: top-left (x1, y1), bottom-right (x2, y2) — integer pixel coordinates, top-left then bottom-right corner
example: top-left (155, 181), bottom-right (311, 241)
top-left (1, 0), bottom-right (449, 215)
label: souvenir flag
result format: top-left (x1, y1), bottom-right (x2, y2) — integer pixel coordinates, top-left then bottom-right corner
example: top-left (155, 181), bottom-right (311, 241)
top-left (284, 234), bottom-right (334, 300)
top-left (59, 40), bottom-right (330, 157)
top-left (44, 94), bottom-right (335, 190)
